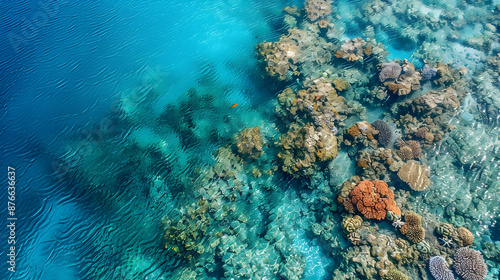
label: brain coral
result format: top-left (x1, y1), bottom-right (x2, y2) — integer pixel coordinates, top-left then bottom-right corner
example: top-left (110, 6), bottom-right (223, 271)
top-left (429, 256), bottom-right (455, 280)
top-left (349, 180), bottom-right (401, 220)
top-left (397, 160), bottom-right (431, 191)
top-left (453, 247), bottom-right (487, 280)
top-left (400, 212), bottom-right (425, 243)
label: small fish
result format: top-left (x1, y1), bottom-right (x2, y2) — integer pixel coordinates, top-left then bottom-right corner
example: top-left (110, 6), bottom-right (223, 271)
top-left (230, 104), bottom-right (238, 108)
top-left (313, 104), bottom-right (317, 111)
top-left (315, 96), bottom-right (321, 101)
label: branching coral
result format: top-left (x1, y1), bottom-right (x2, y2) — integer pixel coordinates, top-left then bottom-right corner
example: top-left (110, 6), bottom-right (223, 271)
top-left (349, 180), bottom-right (401, 220)
top-left (429, 256), bottom-right (455, 280)
top-left (397, 160), bottom-right (431, 191)
top-left (453, 247), bottom-right (488, 280)
top-left (400, 212), bottom-right (425, 244)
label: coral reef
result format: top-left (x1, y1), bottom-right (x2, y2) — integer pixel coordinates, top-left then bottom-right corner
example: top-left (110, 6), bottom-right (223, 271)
top-left (163, 199), bottom-right (212, 258)
top-left (396, 139), bottom-right (422, 160)
top-left (305, 0), bottom-right (332, 22)
top-left (397, 160), bottom-right (431, 191)
top-left (400, 212), bottom-right (425, 244)
top-left (343, 121), bottom-right (380, 150)
top-left (235, 126), bottom-right (264, 159)
top-left (355, 148), bottom-right (404, 181)
top-left (335, 37), bottom-right (387, 64)
top-left (349, 180), bottom-right (401, 220)
top-left (276, 78), bottom-right (360, 129)
top-left (382, 60), bottom-right (422, 96)
top-left (257, 28), bottom-right (334, 80)
top-left (453, 247), bottom-right (488, 280)
top-left (429, 256), bottom-right (455, 280)
top-left (278, 122), bottom-right (338, 177)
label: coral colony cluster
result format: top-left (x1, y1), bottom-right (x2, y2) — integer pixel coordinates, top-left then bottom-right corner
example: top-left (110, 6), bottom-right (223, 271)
top-left (60, 0), bottom-right (500, 279)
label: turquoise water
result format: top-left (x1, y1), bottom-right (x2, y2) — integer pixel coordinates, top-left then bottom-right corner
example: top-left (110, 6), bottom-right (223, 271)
top-left (1, 0), bottom-right (500, 279)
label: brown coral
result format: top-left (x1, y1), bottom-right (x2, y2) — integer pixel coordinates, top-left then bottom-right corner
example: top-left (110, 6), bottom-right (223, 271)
top-left (383, 60), bottom-right (421, 96)
top-left (235, 127), bottom-right (264, 159)
top-left (400, 212), bottom-right (425, 244)
top-left (349, 180), bottom-right (401, 220)
top-left (336, 38), bottom-right (373, 62)
top-left (278, 123), bottom-right (338, 177)
top-left (397, 160), bottom-right (431, 191)
top-left (456, 227), bottom-right (474, 247)
top-left (396, 139), bottom-right (422, 160)
top-left (305, 0), bottom-right (332, 22)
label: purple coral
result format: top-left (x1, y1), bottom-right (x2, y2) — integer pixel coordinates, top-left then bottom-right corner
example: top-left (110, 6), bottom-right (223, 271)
top-left (429, 256), bottom-right (455, 280)
top-left (379, 62), bottom-right (402, 82)
top-left (372, 120), bottom-right (393, 148)
top-left (454, 247), bottom-right (488, 280)
top-left (422, 65), bottom-right (437, 80)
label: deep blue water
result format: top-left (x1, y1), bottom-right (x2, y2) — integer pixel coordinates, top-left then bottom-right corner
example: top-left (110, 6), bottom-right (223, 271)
top-left (1, 0), bottom-right (500, 279)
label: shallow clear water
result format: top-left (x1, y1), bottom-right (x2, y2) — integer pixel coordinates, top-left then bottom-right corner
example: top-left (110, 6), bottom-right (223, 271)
top-left (1, 0), bottom-right (500, 279)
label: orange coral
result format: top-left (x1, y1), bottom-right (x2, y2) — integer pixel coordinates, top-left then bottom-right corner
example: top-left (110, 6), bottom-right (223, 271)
top-left (347, 124), bottom-right (361, 137)
top-left (349, 180), bottom-right (401, 220)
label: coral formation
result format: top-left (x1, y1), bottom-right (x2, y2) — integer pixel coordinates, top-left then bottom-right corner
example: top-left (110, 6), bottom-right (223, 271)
top-left (383, 268), bottom-right (409, 280)
top-left (382, 60), bottom-right (422, 96)
top-left (349, 180), bottom-right (401, 220)
top-left (436, 223), bottom-right (475, 247)
top-left (355, 148), bottom-right (404, 181)
top-left (342, 215), bottom-right (363, 234)
top-left (429, 256), bottom-right (455, 280)
top-left (396, 139), bottom-right (422, 160)
top-left (235, 126), bottom-right (264, 159)
top-left (163, 199), bottom-right (211, 258)
top-left (344, 121), bottom-right (380, 150)
top-left (372, 120), bottom-right (393, 148)
top-left (379, 62), bottom-right (403, 82)
top-left (397, 160), bottom-right (431, 191)
top-left (453, 247), bottom-right (488, 280)
top-left (304, 0), bottom-right (332, 22)
top-left (278, 122), bottom-right (338, 177)
top-left (257, 29), bottom-right (334, 80)
top-left (400, 212), bottom-right (425, 244)
top-left (335, 37), bottom-right (387, 63)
